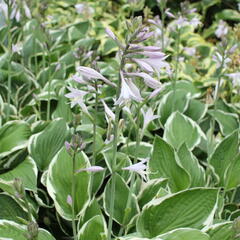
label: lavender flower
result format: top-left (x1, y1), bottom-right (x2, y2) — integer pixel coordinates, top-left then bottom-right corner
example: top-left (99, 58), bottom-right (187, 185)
top-left (215, 20), bottom-right (228, 39)
top-left (115, 72), bottom-right (142, 106)
top-left (125, 72), bottom-right (162, 89)
top-left (76, 166), bottom-right (105, 173)
top-left (142, 108), bottom-right (159, 131)
top-left (184, 47), bottom-right (196, 56)
top-left (122, 159), bottom-right (148, 180)
top-left (226, 72), bottom-right (240, 87)
top-left (77, 66), bottom-right (116, 87)
top-left (65, 141), bottom-right (71, 152)
top-left (65, 87), bottom-right (89, 113)
top-left (212, 52), bottom-right (231, 68)
top-left (165, 8), bottom-right (175, 18)
top-left (67, 195), bottom-right (72, 206)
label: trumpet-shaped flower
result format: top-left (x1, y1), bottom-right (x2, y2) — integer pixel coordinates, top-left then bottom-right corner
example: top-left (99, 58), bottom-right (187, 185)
top-left (122, 159), bottom-right (148, 180)
top-left (77, 66), bottom-right (116, 87)
top-left (101, 100), bottom-right (115, 122)
top-left (226, 72), bottom-right (240, 87)
top-left (125, 72), bottom-right (162, 89)
top-left (67, 195), bottom-right (72, 206)
top-left (65, 87), bottom-right (89, 113)
top-left (215, 20), bottom-right (228, 39)
top-left (212, 52), bottom-right (231, 68)
top-left (115, 72), bottom-right (142, 106)
top-left (76, 166), bottom-right (105, 173)
top-left (142, 108), bottom-right (159, 130)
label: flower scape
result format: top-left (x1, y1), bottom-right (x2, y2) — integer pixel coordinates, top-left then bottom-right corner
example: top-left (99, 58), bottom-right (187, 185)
top-left (0, 0), bottom-right (240, 240)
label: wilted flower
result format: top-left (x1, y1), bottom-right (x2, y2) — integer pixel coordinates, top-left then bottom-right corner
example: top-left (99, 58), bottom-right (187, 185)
top-left (115, 72), bottom-right (142, 106)
top-left (122, 159), bottom-right (148, 180)
top-left (226, 72), bottom-right (240, 87)
top-left (215, 20), bottom-right (228, 39)
top-left (76, 166), bottom-right (105, 173)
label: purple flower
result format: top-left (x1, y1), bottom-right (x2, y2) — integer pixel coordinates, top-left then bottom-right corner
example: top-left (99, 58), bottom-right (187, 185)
top-left (105, 27), bottom-right (117, 41)
top-left (189, 17), bottom-right (201, 28)
top-left (165, 8), bottom-right (175, 18)
top-left (184, 47), bottom-right (196, 56)
top-left (65, 141), bottom-right (71, 151)
top-left (77, 66), bottom-right (116, 87)
top-left (212, 52), bottom-right (231, 68)
top-left (125, 72), bottom-right (162, 89)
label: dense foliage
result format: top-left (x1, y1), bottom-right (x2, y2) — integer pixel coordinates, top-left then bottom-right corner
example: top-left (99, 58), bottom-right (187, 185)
top-left (0, 0), bottom-right (240, 240)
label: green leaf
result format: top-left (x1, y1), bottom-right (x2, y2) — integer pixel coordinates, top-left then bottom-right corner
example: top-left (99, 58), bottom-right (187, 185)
top-left (29, 118), bottom-right (69, 171)
top-left (224, 154), bottom-right (240, 190)
top-left (0, 194), bottom-right (28, 223)
top-left (215, 9), bottom-right (240, 21)
top-left (120, 142), bottom-right (152, 159)
top-left (206, 222), bottom-right (233, 240)
top-left (78, 215), bottom-right (107, 240)
top-left (158, 90), bottom-right (190, 125)
top-left (209, 131), bottom-right (239, 186)
top-left (0, 121), bottom-right (31, 157)
top-left (138, 178), bottom-right (168, 209)
top-left (137, 188), bottom-right (219, 238)
top-left (208, 110), bottom-right (239, 136)
top-left (104, 174), bottom-right (139, 225)
top-left (163, 112), bottom-right (206, 150)
top-left (185, 99), bottom-right (207, 122)
top-left (52, 96), bottom-right (73, 122)
top-left (0, 157), bottom-right (37, 192)
top-left (157, 228), bottom-right (210, 240)
top-left (149, 136), bottom-right (190, 192)
top-left (46, 147), bottom-right (91, 220)
top-left (79, 199), bottom-right (102, 227)
top-left (177, 144), bottom-right (205, 187)
top-left (0, 220), bottom-right (55, 240)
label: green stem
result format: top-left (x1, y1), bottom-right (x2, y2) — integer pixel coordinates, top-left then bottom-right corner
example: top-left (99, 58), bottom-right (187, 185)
top-left (107, 43), bottom-right (130, 239)
top-left (160, 7), bottom-right (165, 50)
top-left (89, 80), bottom-right (99, 196)
top-left (6, 1), bottom-right (12, 121)
top-left (208, 53), bottom-right (225, 155)
top-left (172, 28), bottom-right (181, 112)
top-left (71, 151), bottom-right (77, 240)
top-left (46, 46), bottom-right (51, 121)
top-left (118, 109), bottom-right (141, 236)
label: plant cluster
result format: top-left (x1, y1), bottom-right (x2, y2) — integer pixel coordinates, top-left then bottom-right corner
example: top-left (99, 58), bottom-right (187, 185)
top-left (0, 0), bottom-right (240, 240)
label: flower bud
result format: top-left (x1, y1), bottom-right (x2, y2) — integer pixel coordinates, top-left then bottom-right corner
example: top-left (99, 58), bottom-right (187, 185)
top-left (13, 178), bottom-right (25, 199)
top-left (27, 221), bottom-right (38, 240)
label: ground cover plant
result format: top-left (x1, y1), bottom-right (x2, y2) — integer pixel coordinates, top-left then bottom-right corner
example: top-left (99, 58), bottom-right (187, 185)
top-left (0, 0), bottom-right (240, 239)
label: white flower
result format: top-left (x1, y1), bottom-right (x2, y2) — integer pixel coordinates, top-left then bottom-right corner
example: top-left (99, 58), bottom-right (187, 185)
top-left (101, 100), bottom-right (115, 122)
top-left (65, 87), bottom-right (89, 114)
top-left (76, 166), bottom-right (105, 173)
top-left (226, 72), bottom-right (240, 87)
top-left (165, 8), bottom-right (175, 18)
top-left (105, 27), bottom-right (117, 41)
top-left (184, 47), bottom-right (196, 56)
top-left (142, 108), bottom-right (159, 131)
top-left (215, 20), bottom-right (228, 39)
top-left (122, 159), bottom-right (148, 180)
top-left (212, 52), bottom-right (231, 68)
top-left (189, 17), bottom-right (201, 28)
top-left (67, 195), bottom-right (72, 206)
top-left (115, 72), bottom-right (142, 106)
